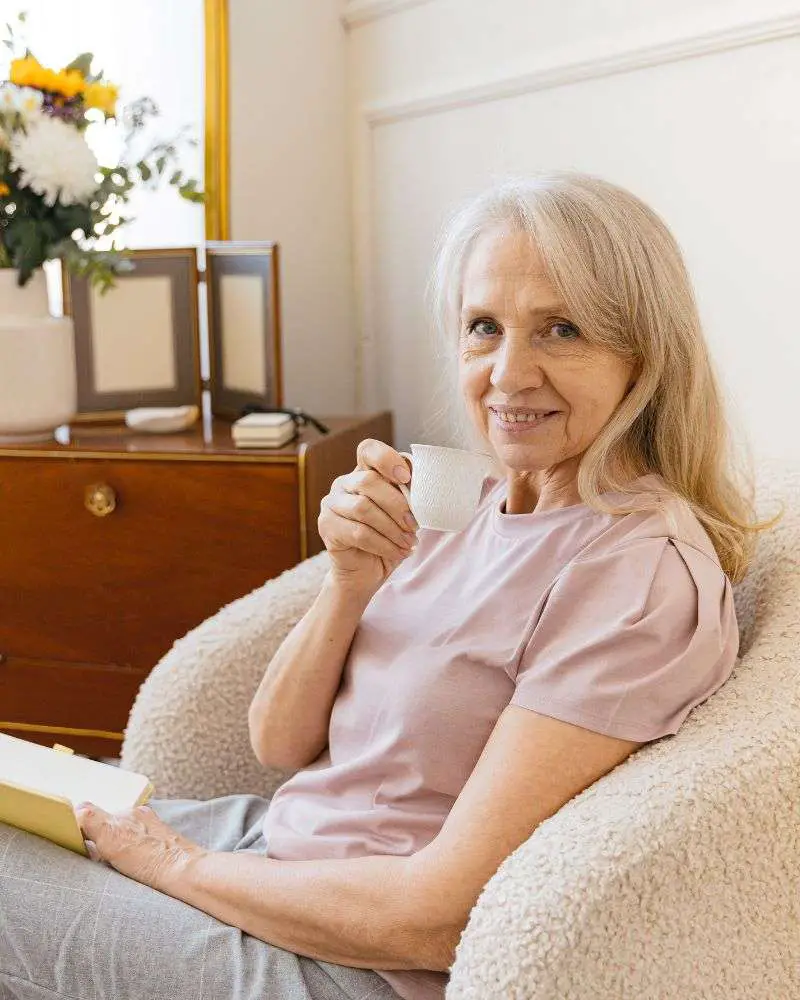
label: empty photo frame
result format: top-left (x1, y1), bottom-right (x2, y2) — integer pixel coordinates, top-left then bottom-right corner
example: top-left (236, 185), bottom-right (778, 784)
top-left (66, 248), bottom-right (202, 419)
top-left (205, 241), bottom-right (283, 418)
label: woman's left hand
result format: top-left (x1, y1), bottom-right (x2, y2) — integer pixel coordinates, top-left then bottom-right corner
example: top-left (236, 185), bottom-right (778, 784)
top-left (74, 801), bottom-right (208, 890)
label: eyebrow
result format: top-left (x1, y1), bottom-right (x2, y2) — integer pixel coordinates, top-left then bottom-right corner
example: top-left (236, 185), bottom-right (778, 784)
top-left (460, 302), bottom-right (570, 318)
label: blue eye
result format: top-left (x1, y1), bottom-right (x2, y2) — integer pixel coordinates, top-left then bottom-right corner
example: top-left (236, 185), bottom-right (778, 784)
top-left (468, 318), bottom-right (500, 337)
top-left (550, 322), bottom-right (579, 339)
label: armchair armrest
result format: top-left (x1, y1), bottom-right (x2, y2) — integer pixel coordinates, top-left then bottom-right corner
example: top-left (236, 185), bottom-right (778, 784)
top-left (447, 627), bottom-right (800, 998)
top-left (120, 552), bottom-right (330, 800)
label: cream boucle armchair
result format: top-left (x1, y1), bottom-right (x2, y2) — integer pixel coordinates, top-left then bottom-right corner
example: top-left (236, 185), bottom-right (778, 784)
top-left (121, 460), bottom-right (800, 999)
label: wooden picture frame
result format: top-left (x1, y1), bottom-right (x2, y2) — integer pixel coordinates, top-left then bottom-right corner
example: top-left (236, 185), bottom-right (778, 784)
top-left (205, 241), bottom-right (283, 419)
top-left (64, 248), bottom-right (202, 421)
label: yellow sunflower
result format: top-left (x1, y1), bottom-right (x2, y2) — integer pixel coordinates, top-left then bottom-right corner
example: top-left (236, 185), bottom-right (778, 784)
top-left (10, 56), bottom-right (87, 101)
top-left (83, 81), bottom-right (118, 116)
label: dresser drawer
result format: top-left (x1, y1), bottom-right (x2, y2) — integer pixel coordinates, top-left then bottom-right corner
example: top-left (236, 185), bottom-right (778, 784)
top-left (0, 654), bottom-right (146, 746)
top-left (0, 458), bottom-right (299, 668)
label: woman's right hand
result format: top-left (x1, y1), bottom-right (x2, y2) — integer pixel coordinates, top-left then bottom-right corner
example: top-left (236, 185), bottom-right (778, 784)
top-left (318, 438), bottom-right (418, 596)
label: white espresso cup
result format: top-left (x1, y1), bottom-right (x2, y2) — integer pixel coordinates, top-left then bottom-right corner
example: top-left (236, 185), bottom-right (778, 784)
top-left (398, 444), bottom-right (494, 532)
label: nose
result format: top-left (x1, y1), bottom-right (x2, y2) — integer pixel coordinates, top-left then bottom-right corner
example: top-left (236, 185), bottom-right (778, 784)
top-left (489, 334), bottom-right (546, 395)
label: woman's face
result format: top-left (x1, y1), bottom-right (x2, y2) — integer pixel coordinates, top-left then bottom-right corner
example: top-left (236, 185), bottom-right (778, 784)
top-left (458, 223), bottom-right (637, 500)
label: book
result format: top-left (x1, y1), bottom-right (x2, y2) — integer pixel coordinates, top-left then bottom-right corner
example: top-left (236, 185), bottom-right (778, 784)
top-left (233, 433), bottom-right (296, 448)
top-left (234, 412), bottom-right (294, 432)
top-left (0, 733), bottom-right (154, 856)
top-left (232, 412), bottom-right (297, 448)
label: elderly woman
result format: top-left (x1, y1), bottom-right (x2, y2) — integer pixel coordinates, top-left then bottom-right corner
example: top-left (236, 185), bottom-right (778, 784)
top-left (1, 172), bottom-right (763, 1000)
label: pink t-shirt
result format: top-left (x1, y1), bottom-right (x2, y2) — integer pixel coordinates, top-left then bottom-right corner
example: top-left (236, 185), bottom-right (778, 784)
top-left (262, 473), bottom-right (739, 1000)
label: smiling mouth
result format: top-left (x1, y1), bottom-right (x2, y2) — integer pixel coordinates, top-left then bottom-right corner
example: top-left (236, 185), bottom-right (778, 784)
top-left (489, 407), bottom-right (560, 428)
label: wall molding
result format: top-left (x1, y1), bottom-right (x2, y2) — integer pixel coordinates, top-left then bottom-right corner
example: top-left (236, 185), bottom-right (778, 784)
top-left (342, 0), bottom-right (435, 30)
top-left (363, 11), bottom-right (800, 126)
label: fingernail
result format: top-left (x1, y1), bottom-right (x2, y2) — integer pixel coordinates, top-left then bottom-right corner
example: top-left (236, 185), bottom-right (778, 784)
top-left (393, 464), bottom-right (411, 484)
top-left (403, 532), bottom-right (417, 546)
top-left (76, 801), bottom-right (93, 810)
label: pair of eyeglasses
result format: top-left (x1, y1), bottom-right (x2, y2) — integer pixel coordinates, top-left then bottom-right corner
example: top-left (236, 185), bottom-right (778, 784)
top-left (238, 405), bottom-right (330, 436)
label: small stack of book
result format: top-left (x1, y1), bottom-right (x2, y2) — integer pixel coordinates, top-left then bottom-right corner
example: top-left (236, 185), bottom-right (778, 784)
top-left (232, 412), bottom-right (297, 448)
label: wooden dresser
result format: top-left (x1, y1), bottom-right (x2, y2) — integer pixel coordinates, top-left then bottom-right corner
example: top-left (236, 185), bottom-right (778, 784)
top-left (0, 411), bottom-right (392, 757)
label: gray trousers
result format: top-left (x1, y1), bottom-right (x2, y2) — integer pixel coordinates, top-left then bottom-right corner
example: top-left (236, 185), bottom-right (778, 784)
top-left (0, 793), bottom-right (400, 1000)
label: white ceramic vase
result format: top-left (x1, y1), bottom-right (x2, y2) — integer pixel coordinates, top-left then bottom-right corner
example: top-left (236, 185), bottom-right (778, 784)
top-left (0, 268), bottom-right (77, 443)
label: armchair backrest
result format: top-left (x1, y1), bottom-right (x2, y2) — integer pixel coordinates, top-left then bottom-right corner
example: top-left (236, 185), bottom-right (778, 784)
top-left (732, 457), bottom-right (799, 658)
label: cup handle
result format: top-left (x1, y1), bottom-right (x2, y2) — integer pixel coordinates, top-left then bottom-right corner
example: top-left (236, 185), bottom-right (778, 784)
top-left (397, 451), bottom-right (412, 504)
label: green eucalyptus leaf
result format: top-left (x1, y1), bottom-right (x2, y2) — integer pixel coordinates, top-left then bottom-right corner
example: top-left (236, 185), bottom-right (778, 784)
top-left (179, 187), bottom-right (205, 204)
top-left (65, 52), bottom-right (94, 76)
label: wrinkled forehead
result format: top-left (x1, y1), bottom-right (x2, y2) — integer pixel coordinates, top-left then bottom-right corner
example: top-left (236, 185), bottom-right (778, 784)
top-left (460, 223), bottom-right (564, 313)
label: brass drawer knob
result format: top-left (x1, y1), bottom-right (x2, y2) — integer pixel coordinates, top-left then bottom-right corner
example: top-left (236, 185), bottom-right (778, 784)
top-left (85, 483), bottom-right (117, 517)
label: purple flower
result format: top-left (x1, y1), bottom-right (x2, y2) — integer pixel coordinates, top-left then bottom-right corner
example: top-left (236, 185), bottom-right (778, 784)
top-left (41, 93), bottom-right (84, 125)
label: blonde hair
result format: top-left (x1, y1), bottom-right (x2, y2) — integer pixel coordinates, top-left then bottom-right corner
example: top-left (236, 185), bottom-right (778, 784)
top-left (427, 171), bottom-right (779, 584)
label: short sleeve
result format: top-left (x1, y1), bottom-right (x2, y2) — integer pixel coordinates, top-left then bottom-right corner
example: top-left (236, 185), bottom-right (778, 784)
top-left (511, 537), bottom-right (739, 742)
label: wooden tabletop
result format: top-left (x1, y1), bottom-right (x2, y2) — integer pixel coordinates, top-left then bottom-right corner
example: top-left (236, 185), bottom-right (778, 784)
top-left (0, 415), bottom-right (377, 461)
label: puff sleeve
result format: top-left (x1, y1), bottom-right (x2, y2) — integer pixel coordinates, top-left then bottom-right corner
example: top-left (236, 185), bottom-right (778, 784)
top-left (511, 537), bottom-right (739, 742)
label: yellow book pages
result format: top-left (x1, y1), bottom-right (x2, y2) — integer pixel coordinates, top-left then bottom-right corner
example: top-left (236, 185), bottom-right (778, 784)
top-left (0, 734), bottom-right (154, 856)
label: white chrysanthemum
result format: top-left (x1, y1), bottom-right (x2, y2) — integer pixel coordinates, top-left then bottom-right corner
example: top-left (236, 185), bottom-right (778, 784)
top-left (10, 116), bottom-right (99, 207)
top-left (0, 83), bottom-right (44, 116)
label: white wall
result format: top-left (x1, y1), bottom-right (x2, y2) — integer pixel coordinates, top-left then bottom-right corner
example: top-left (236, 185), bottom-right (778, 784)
top-left (344, 0), bottom-right (800, 460)
top-left (229, 0), bottom-right (356, 412)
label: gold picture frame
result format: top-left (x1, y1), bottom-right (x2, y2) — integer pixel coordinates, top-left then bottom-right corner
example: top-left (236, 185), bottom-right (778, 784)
top-left (204, 0), bottom-right (229, 242)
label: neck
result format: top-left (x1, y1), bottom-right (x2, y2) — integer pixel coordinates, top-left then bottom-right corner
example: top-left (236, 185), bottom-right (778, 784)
top-left (504, 464), bottom-right (582, 515)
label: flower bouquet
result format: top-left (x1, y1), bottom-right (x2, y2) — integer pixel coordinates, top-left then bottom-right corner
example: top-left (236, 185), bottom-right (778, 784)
top-left (0, 13), bottom-right (203, 443)
top-left (0, 12), bottom-right (203, 288)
